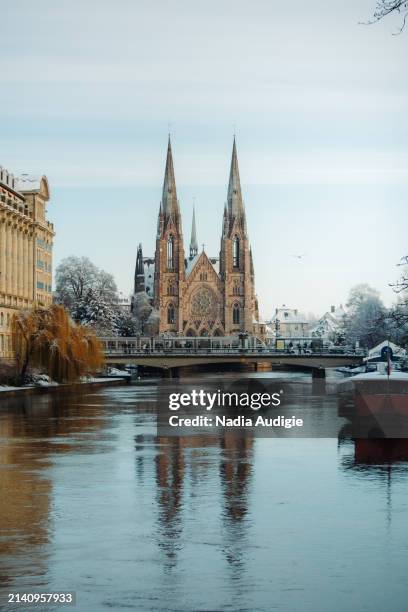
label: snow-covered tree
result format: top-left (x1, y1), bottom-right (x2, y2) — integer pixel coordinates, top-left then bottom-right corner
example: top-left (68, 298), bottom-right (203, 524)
top-left (114, 310), bottom-right (139, 337)
top-left (55, 256), bottom-right (118, 333)
top-left (131, 292), bottom-right (153, 333)
top-left (144, 308), bottom-right (160, 336)
top-left (346, 284), bottom-right (382, 311)
top-left (80, 289), bottom-right (118, 333)
top-left (343, 284), bottom-right (388, 349)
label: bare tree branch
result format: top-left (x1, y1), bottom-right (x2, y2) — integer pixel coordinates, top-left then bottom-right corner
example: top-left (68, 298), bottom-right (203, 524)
top-left (362, 1), bottom-right (408, 33)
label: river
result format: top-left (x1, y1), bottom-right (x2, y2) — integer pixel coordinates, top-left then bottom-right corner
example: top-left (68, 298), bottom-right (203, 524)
top-left (1, 372), bottom-right (408, 611)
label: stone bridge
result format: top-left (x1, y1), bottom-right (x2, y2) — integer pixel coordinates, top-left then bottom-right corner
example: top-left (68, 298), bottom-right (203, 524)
top-left (101, 337), bottom-right (364, 377)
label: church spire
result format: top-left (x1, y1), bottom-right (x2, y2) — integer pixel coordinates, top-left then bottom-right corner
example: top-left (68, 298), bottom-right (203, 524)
top-left (134, 243), bottom-right (145, 293)
top-left (190, 204), bottom-right (198, 258)
top-left (227, 136), bottom-right (245, 221)
top-left (161, 135), bottom-right (180, 227)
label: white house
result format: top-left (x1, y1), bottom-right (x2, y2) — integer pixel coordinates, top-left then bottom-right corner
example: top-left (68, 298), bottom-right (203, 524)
top-left (267, 306), bottom-right (310, 339)
top-left (309, 305), bottom-right (346, 342)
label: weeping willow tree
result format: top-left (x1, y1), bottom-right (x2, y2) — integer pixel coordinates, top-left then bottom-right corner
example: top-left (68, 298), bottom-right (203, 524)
top-left (11, 304), bottom-right (104, 384)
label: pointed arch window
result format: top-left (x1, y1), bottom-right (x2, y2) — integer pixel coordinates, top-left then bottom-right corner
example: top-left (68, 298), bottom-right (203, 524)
top-left (233, 235), bottom-right (240, 268)
top-left (167, 303), bottom-right (175, 324)
top-left (168, 281), bottom-right (176, 296)
top-left (167, 235), bottom-right (174, 269)
top-left (233, 303), bottom-right (240, 325)
top-left (233, 280), bottom-right (241, 296)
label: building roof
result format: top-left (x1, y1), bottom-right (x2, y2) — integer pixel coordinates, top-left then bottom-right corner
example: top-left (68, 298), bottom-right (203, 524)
top-left (185, 252), bottom-right (220, 278)
top-left (309, 305), bottom-right (347, 336)
top-left (185, 253), bottom-right (200, 277)
top-left (368, 340), bottom-right (406, 360)
top-left (14, 174), bottom-right (50, 199)
top-left (272, 307), bottom-right (309, 325)
top-left (14, 175), bottom-right (42, 192)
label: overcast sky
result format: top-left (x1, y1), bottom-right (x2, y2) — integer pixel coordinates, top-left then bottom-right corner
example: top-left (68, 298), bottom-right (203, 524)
top-left (1, 0), bottom-right (407, 318)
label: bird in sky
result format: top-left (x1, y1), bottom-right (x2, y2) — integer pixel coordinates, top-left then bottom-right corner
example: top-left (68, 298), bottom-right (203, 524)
top-left (291, 253), bottom-right (306, 260)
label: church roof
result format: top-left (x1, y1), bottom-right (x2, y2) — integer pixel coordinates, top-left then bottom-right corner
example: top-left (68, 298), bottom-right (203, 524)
top-left (185, 253), bottom-right (200, 276)
top-left (185, 251), bottom-right (220, 278)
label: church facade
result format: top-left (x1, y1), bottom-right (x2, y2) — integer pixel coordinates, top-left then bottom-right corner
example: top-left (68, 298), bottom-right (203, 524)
top-left (134, 138), bottom-right (265, 339)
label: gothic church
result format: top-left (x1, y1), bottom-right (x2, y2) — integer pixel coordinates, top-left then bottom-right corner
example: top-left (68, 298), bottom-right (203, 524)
top-left (134, 137), bottom-right (264, 339)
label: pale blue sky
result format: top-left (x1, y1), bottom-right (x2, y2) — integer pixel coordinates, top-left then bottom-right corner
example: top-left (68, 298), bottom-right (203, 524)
top-left (1, 0), bottom-right (407, 317)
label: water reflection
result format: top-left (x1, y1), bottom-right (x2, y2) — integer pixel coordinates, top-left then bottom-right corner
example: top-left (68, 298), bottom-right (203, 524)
top-left (0, 408), bottom-right (51, 590)
top-left (134, 430), bottom-right (254, 572)
top-left (0, 392), bottom-right (113, 594)
top-left (0, 378), bottom-right (408, 612)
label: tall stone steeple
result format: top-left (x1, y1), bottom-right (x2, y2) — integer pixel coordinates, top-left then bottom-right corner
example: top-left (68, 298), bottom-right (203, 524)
top-left (189, 204), bottom-right (198, 258)
top-left (161, 135), bottom-right (182, 232)
top-left (219, 137), bottom-right (254, 334)
top-left (153, 136), bottom-right (185, 330)
top-left (226, 136), bottom-right (246, 231)
top-left (134, 243), bottom-right (145, 293)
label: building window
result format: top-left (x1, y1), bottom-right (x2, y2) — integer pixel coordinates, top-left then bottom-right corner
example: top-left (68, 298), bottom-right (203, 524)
top-left (167, 235), bottom-right (174, 269)
top-left (167, 303), bottom-right (175, 324)
top-left (233, 303), bottom-right (240, 325)
top-left (168, 282), bottom-right (176, 295)
top-left (233, 236), bottom-right (240, 268)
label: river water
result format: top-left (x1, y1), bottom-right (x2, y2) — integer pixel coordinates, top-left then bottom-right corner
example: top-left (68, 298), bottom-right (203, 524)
top-left (1, 372), bottom-right (408, 612)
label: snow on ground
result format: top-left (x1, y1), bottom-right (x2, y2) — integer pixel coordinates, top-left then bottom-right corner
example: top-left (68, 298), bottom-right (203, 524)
top-left (351, 372), bottom-right (408, 381)
top-left (0, 376), bottom-right (128, 393)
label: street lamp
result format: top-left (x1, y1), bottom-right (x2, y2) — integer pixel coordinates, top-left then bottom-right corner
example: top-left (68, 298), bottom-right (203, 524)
top-left (274, 318), bottom-right (280, 349)
top-left (238, 332), bottom-right (248, 351)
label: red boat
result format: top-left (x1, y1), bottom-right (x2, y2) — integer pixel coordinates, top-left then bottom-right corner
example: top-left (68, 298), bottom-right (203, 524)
top-left (338, 370), bottom-right (408, 437)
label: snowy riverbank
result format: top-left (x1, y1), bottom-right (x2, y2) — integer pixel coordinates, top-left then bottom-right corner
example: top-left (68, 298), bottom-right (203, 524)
top-left (0, 376), bottom-right (129, 399)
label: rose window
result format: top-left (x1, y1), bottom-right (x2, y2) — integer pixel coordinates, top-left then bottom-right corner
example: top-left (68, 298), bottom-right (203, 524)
top-left (191, 288), bottom-right (214, 317)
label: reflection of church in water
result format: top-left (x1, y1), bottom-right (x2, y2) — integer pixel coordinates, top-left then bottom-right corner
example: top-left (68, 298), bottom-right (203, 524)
top-left (133, 137), bottom-right (265, 338)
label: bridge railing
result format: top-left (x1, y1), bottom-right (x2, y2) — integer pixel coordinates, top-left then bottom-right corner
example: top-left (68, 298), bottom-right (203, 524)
top-left (102, 346), bottom-right (366, 358)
